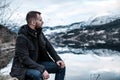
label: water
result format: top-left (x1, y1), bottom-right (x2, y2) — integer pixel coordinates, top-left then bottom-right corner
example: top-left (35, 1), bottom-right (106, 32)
top-left (55, 47), bottom-right (120, 80)
top-left (1, 48), bottom-right (120, 80)
top-left (60, 54), bottom-right (120, 80)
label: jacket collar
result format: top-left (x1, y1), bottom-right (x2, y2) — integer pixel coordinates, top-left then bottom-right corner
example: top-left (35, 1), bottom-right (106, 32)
top-left (18, 24), bottom-right (42, 38)
top-left (26, 25), bottom-right (42, 38)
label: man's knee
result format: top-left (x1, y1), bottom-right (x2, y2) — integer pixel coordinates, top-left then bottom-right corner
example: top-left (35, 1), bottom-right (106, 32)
top-left (26, 69), bottom-right (43, 79)
top-left (33, 70), bottom-right (42, 78)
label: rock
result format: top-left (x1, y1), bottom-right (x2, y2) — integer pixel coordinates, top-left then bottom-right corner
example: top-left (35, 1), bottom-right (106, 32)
top-left (0, 24), bottom-right (16, 69)
top-left (0, 73), bottom-right (18, 80)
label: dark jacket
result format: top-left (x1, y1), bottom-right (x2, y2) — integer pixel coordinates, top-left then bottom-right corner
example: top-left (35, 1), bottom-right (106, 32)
top-left (10, 25), bottom-right (62, 80)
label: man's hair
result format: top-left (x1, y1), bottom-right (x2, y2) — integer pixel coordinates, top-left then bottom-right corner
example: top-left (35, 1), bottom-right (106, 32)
top-left (26, 11), bottom-right (41, 24)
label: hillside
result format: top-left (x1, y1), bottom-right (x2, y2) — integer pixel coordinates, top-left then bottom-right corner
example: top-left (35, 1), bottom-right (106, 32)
top-left (0, 24), bottom-right (16, 69)
top-left (47, 19), bottom-right (120, 52)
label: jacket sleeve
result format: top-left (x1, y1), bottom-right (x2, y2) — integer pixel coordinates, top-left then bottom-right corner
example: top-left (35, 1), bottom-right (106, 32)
top-left (43, 34), bottom-right (62, 62)
top-left (15, 35), bottom-right (45, 73)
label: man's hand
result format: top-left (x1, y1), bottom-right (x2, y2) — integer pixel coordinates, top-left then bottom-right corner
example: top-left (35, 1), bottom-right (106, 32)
top-left (42, 70), bottom-right (50, 80)
top-left (56, 60), bottom-right (65, 68)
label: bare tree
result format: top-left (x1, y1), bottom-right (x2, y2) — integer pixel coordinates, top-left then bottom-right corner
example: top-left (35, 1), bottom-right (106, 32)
top-left (0, 0), bottom-right (18, 26)
top-left (0, 0), bottom-right (10, 25)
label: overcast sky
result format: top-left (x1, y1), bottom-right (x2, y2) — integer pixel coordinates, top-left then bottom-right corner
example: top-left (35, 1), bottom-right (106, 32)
top-left (10, 0), bottom-right (120, 26)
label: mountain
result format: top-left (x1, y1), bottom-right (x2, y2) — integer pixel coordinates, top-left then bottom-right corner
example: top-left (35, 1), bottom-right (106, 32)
top-left (88, 14), bottom-right (120, 25)
top-left (45, 18), bottom-right (120, 52)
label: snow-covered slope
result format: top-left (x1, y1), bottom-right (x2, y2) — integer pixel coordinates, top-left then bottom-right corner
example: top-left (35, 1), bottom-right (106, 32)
top-left (43, 14), bottom-right (120, 35)
top-left (47, 14), bottom-right (120, 52)
top-left (88, 14), bottom-right (120, 25)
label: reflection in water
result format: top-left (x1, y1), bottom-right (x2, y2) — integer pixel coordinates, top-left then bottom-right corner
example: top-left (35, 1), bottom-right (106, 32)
top-left (54, 46), bottom-right (120, 80)
top-left (1, 48), bottom-right (120, 80)
top-left (60, 53), bottom-right (120, 80)
top-left (55, 46), bottom-right (120, 55)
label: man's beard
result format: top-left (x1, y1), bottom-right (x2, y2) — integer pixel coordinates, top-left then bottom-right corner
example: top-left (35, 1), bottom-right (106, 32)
top-left (35, 25), bottom-right (42, 31)
top-left (35, 23), bottom-right (41, 29)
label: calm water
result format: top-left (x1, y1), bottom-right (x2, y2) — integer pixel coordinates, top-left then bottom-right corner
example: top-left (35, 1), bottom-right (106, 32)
top-left (49, 47), bottom-right (120, 80)
top-left (1, 48), bottom-right (120, 80)
top-left (61, 54), bottom-right (120, 80)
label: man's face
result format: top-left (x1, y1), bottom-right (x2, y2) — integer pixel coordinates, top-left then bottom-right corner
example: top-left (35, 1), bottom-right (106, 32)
top-left (35, 14), bottom-right (43, 29)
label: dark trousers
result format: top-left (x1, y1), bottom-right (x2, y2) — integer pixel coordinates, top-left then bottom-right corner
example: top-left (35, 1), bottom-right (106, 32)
top-left (25, 61), bottom-right (66, 80)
